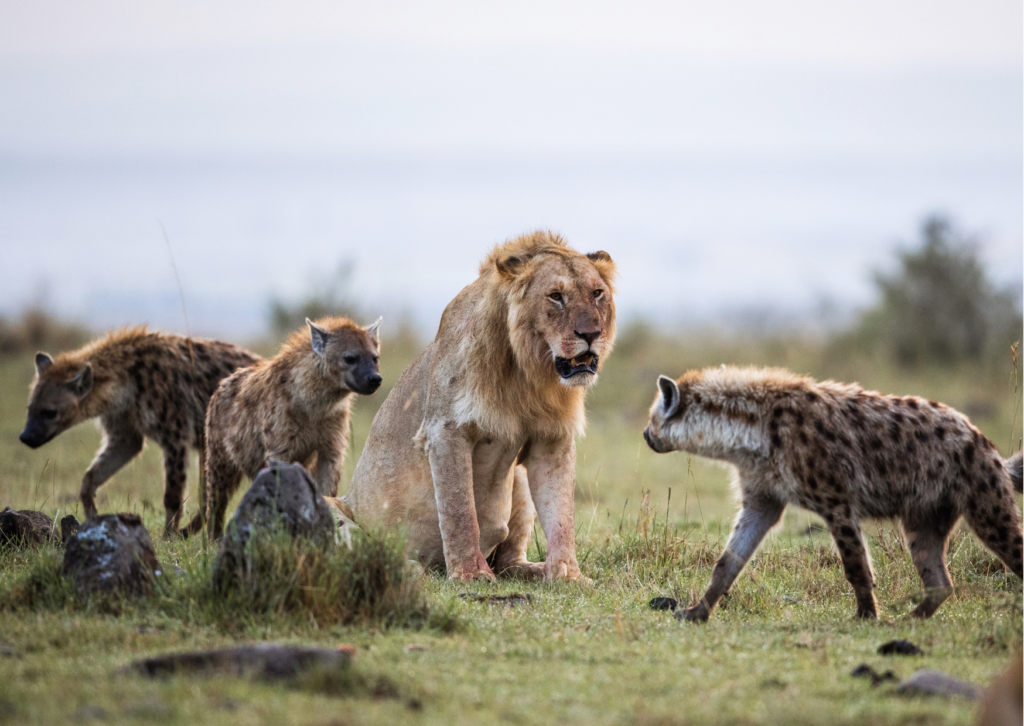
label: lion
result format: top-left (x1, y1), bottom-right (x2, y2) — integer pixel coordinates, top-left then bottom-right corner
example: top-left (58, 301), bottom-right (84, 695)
top-left (343, 231), bottom-right (616, 580)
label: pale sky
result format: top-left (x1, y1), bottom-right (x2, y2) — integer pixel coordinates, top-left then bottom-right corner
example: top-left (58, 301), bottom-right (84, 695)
top-left (0, 2), bottom-right (1020, 336)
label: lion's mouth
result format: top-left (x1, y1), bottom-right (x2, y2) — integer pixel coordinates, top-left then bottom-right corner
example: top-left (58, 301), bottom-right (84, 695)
top-left (554, 354), bottom-right (598, 379)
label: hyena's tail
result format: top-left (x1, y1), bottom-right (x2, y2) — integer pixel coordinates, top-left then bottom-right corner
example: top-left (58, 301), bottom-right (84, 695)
top-left (1007, 451), bottom-right (1023, 494)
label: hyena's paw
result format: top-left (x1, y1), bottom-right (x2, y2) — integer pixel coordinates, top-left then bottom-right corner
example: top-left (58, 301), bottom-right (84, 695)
top-left (675, 604), bottom-right (710, 623)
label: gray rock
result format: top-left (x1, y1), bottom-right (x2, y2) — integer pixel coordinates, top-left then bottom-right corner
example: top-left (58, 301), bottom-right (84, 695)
top-left (60, 515), bottom-right (80, 547)
top-left (63, 513), bottom-right (161, 597)
top-left (212, 461), bottom-right (335, 591)
top-left (896, 669), bottom-right (982, 700)
top-left (0, 507), bottom-right (54, 547)
top-left (130, 643), bottom-right (352, 680)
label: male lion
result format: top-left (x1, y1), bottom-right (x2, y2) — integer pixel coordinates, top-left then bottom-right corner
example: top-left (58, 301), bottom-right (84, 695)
top-left (343, 231), bottom-right (616, 580)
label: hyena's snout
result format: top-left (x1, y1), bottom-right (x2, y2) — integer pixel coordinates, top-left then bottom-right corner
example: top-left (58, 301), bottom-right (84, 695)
top-left (352, 363), bottom-right (382, 395)
top-left (19, 417), bottom-right (51, 449)
top-left (643, 426), bottom-right (671, 453)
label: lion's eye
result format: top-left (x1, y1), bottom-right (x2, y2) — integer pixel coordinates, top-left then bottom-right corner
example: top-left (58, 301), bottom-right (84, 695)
top-left (593, 289), bottom-right (603, 299)
top-left (549, 292), bottom-right (563, 303)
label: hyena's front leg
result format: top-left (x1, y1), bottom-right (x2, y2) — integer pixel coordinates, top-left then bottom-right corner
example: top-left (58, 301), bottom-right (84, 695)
top-left (80, 423), bottom-right (144, 520)
top-left (678, 497), bottom-right (785, 623)
top-left (490, 465), bottom-right (545, 580)
top-left (313, 446), bottom-right (343, 497)
top-left (161, 440), bottom-right (190, 534)
top-left (826, 512), bottom-right (877, 619)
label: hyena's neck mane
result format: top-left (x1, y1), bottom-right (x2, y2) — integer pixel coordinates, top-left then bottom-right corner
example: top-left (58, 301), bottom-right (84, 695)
top-left (273, 343), bottom-right (351, 416)
top-left (677, 367), bottom-right (816, 463)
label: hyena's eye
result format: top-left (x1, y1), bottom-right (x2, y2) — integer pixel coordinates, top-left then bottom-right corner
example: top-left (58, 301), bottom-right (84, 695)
top-left (372, 355), bottom-right (379, 364)
top-left (343, 355), bottom-right (359, 365)
top-left (549, 292), bottom-right (563, 303)
top-left (41, 408), bottom-right (58, 420)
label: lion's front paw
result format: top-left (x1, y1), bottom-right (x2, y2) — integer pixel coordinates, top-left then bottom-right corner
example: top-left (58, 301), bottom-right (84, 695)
top-left (675, 605), bottom-right (710, 623)
top-left (544, 559), bottom-right (585, 582)
top-left (496, 560), bottom-right (546, 581)
top-left (447, 552), bottom-right (496, 582)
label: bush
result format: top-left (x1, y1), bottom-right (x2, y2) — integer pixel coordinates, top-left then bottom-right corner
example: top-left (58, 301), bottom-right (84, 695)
top-left (212, 525), bottom-right (435, 629)
top-left (851, 215), bottom-right (1022, 368)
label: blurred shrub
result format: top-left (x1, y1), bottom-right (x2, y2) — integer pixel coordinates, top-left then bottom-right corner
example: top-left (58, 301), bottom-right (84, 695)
top-left (0, 307), bottom-right (91, 357)
top-left (845, 215), bottom-right (1021, 369)
top-left (267, 260), bottom-right (362, 341)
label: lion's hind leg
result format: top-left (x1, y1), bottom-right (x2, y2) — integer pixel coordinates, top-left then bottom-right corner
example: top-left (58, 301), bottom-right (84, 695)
top-left (490, 466), bottom-right (545, 580)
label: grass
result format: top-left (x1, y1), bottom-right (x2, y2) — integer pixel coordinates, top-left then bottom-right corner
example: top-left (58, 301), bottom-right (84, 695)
top-left (0, 329), bottom-right (1020, 725)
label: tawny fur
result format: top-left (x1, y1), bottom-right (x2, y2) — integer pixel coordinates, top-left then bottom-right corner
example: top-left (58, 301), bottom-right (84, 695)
top-left (344, 230), bottom-right (617, 581)
top-left (644, 366), bottom-right (1024, 622)
top-left (193, 316), bottom-right (382, 538)
top-left (20, 327), bottom-right (260, 532)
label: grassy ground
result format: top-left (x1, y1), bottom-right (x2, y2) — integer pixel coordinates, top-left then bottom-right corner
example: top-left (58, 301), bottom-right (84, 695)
top-left (0, 330), bottom-right (1020, 725)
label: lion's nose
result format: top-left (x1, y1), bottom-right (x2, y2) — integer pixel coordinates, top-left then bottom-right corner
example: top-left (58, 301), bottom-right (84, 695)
top-left (574, 329), bottom-right (601, 345)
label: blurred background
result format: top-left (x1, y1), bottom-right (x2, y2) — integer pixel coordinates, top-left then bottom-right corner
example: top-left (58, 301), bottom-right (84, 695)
top-left (0, 1), bottom-right (1020, 527)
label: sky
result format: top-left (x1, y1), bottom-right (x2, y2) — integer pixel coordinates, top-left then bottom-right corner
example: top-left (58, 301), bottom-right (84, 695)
top-left (0, 1), bottom-right (1021, 337)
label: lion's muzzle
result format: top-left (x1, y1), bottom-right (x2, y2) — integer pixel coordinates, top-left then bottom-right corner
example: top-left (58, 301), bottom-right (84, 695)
top-left (554, 353), bottom-right (598, 380)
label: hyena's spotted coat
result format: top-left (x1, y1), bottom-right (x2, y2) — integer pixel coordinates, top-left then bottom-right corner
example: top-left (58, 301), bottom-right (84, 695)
top-left (20, 327), bottom-right (260, 533)
top-left (643, 366), bottom-right (1023, 622)
top-left (192, 317), bottom-right (382, 539)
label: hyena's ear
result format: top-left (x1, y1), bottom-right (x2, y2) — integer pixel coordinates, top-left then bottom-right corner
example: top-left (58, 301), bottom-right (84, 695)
top-left (307, 318), bottom-right (331, 357)
top-left (657, 375), bottom-right (680, 418)
top-left (364, 317), bottom-right (382, 343)
top-left (69, 364), bottom-right (93, 397)
top-left (35, 352), bottom-right (53, 373)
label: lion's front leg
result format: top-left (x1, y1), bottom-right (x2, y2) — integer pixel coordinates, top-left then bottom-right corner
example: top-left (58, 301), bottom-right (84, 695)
top-left (524, 435), bottom-right (585, 582)
top-left (424, 423), bottom-right (495, 581)
top-left (491, 465), bottom-right (545, 580)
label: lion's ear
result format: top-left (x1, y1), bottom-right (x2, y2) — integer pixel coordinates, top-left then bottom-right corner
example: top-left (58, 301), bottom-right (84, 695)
top-left (586, 251), bottom-right (612, 263)
top-left (495, 255), bottom-right (525, 278)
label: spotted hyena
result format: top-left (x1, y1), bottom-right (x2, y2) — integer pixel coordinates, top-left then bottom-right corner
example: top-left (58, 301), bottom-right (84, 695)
top-left (643, 366), bottom-right (1023, 622)
top-left (192, 316), bottom-right (382, 538)
top-left (20, 327), bottom-right (261, 533)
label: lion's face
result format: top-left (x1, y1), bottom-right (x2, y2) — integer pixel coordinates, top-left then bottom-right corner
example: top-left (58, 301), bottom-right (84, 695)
top-left (507, 251), bottom-right (617, 388)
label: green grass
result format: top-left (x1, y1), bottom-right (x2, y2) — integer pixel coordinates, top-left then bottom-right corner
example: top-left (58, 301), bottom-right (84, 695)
top-left (0, 330), bottom-right (1020, 725)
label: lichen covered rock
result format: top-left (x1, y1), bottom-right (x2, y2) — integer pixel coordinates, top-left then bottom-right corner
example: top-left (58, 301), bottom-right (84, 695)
top-left (63, 513), bottom-right (161, 597)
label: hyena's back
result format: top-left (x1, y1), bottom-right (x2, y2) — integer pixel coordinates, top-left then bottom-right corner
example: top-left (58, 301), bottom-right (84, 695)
top-left (772, 383), bottom-right (1019, 527)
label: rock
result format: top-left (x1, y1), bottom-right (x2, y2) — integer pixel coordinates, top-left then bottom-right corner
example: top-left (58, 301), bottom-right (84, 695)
top-left (896, 669), bottom-right (982, 700)
top-left (458, 593), bottom-right (532, 606)
top-left (60, 515), bottom-right (80, 546)
top-left (212, 462), bottom-right (335, 591)
top-left (62, 513), bottom-right (161, 597)
top-left (0, 507), bottom-right (53, 547)
top-left (850, 663), bottom-right (898, 686)
top-left (129, 643), bottom-right (352, 680)
top-left (648, 596), bottom-right (678, 611)
top-left (878, 639), bottom-right (924, 656)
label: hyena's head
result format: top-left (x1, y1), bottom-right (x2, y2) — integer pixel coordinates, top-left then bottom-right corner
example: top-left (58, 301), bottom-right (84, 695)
top-left (20, 352), bottom-right (94, 449)
top-left (643, 374), bottom-right (693, 454)
top-left (307, 316), bottom-right (383, 396)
